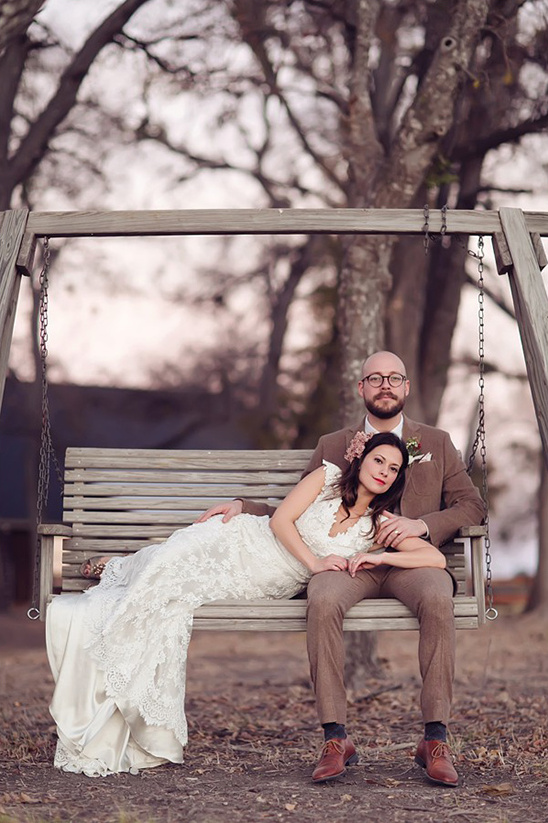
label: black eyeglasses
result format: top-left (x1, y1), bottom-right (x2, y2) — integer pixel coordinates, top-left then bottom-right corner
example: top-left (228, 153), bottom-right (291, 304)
top-left (361, 373), bottom-right (406, 388)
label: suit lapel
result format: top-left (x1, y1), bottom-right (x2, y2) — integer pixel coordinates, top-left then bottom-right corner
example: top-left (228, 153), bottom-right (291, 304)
top-left (402, 416), bottom-right (421, 444)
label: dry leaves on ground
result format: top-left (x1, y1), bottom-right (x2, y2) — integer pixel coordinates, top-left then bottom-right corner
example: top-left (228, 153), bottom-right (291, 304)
top-left (0, 611), bottom-right (547, 823)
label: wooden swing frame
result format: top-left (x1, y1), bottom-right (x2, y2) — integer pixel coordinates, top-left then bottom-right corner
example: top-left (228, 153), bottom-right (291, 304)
top-left (1, 206), bottom-right (547, 628)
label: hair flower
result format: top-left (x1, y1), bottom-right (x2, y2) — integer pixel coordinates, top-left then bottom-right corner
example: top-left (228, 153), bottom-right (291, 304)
top-left (344, 431), bottom-right (373, 463)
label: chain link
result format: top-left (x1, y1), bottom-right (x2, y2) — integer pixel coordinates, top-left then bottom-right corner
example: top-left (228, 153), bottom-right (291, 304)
top-left (423, 204), bottom-right (431, 255)
top-left (28, 238), bottom-right (63, 620)
top-left (423, 204), bottom-right (448, 255)
top-left (440, 204), bottom-right (448, 237)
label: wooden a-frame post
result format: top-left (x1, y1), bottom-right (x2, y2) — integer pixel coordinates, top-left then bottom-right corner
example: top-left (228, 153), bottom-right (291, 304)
top-left (0, 206), bottom-right (547, 466)
top-left (495, 208), bottom-right (548, 466)
top-left (0, 209), bottom-right (29, 408)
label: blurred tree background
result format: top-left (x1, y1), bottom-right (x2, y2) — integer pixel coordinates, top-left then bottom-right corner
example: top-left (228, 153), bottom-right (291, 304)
top-left (2, 0), bottom-right (548, 621)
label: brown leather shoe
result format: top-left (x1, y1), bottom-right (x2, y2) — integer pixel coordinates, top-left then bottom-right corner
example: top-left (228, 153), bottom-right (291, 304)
top-left (312, 737), bottom-right (358, 783)
top-left (415, 739), bottom-right (458, 787)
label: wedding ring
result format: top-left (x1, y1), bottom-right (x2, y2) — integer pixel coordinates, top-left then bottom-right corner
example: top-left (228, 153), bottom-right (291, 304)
top-left (395, 529), bottom-right (400, 535)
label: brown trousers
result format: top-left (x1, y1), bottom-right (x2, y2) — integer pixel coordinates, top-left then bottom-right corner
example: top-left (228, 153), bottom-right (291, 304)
top-left (306, 567), bottom-right (456, 727)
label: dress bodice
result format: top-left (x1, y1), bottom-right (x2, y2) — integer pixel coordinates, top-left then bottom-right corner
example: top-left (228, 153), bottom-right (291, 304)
top-left (295, 461), bottom-right (376, 557)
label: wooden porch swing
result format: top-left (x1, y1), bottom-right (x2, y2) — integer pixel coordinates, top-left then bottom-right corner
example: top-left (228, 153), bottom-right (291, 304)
top-left (1, 207), bottom-right (547, 630)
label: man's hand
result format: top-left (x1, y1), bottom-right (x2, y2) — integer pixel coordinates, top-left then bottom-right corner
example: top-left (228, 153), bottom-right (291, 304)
top-left (310, 554), bottom-right (349, 574)
top-left (195, 499), bottom-right (244, 524)
top-left (376, 511), bottom-right (428, 547)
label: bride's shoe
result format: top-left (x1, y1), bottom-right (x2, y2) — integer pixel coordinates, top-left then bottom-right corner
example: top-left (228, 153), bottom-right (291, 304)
top-left (80, 556), bottom-right (112, 580)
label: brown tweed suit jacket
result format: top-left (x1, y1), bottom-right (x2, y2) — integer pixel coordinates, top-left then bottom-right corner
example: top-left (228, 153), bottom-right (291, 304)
top-left (241, 416), bottom-right (485, 547)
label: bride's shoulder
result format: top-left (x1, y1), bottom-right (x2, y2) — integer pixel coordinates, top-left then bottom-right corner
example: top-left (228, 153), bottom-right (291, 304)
top-left (320, 460), bottom-right (342, 486)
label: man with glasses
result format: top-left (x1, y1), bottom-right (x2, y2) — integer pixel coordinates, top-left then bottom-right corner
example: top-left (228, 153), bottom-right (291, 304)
top-left (197, 350), bottom-right (484, 788)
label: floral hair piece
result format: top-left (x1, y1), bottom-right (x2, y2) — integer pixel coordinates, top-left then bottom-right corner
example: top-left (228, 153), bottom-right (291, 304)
top-left (344, 431), bottom-right (373, 463)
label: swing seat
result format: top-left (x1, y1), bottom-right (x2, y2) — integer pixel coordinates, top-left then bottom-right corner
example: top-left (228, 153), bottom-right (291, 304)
top-left (37, 447), bottom-right (487, 629)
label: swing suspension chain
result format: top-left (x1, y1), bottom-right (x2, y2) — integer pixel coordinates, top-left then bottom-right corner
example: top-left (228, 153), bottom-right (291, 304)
top-left (466, 236), bottom-right (497, 620)
top-left (422, 203), bottom-right (448, 254)
top-left (465, 237), bottom-right (485, 474)
top-left (423, 210), bottom-right (497, 621)
top-left (28, 237), bottom-right (63, 620)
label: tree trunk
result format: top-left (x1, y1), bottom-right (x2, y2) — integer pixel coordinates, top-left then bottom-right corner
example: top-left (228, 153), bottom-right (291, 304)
top-left (385, 188), bottom-right (431, 421)
top-left (258, 236), bottom-right (325, 440)
top-left (344, 631), bottom-right (383, 690)
top-left (338, 235), bottom-right (394, 421)
top-left (339, 0), bottom-right (491, 683)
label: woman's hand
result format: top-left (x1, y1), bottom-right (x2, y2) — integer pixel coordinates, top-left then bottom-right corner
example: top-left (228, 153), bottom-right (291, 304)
top-left (309, 554), bottom-right (349, 574)
top-left (348, 551), bottom-right (384, 577)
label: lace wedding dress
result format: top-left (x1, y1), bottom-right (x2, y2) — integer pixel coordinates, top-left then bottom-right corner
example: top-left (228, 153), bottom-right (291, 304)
top-left (46, 462), bottom-right (376, 777)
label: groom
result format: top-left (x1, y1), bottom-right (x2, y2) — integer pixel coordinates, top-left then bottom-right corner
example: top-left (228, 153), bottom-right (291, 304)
top-left (197, 351), bottom-right (485, 787)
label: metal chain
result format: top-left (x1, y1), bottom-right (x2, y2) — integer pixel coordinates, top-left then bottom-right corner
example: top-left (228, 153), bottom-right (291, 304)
top-left (28, 238), bottom-right (63, 620)
top-left (440, 204), bottom-right (448, 237)
top-left (423, 204), bottom-right (431, 255)
top-left (422, 204), bottom-right (448, 255)
top-left (422, 216), bottom-right (496, 621)
top-left (465, 236), bottom-right (497, 620)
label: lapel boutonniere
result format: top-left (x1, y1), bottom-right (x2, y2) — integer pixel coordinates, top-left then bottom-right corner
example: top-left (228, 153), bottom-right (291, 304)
top-left (406, 436), bottom-right (432, 465)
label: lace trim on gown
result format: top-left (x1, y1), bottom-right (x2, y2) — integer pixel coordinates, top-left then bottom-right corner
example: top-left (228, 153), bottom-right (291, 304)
top-left (81, 513), bottom-right (311, 747)
top-left (54, 739), bottom-right (111, 778)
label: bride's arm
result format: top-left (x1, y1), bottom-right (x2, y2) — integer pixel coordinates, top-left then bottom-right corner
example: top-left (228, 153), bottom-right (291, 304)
top-left (271, 468), bottom-right (349, 574)
top-left (348, 536), bottom-right (446, 577)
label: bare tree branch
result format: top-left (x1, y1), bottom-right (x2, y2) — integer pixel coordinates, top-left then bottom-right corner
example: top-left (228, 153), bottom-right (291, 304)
top-left (0, 34), bottom-right (31, 166)
top-left (453, 111), bottom-right (548, 160)
top-left (380, 0), bottom-right (491, 207)
top-left (113, 32), bottom-right (197, 79)
top-left (7, 0), bottom-right (153, 191)
top-left (0, 0), bottom-right (44, 57)
top-left (465, 270), bottom-right (516, 319)
top-left (231, 0), bottom-right (346, 195)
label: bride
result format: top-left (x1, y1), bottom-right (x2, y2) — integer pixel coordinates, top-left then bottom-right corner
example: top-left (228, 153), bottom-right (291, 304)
top-left (46, 432), bottom-right (445, 776)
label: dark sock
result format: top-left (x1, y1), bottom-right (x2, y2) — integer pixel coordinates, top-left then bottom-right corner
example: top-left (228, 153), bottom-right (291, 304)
top-left (424, 721), bottom-right (447, 742)
top-left (322, 722), bottom-right (346, 741)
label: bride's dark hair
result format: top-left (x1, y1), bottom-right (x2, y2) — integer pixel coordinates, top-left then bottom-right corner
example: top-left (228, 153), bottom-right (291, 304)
top-left (329, 432), bottom-right (409, 536)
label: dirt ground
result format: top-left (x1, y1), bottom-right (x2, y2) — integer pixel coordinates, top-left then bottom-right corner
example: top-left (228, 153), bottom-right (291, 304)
top-left (1, 601), bottom-right (547, 823)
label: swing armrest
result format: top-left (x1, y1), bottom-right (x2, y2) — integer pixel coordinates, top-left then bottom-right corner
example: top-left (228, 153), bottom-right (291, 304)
top-left (37, 525), bottom-right (73, 620)
top-left (38, 524), bottom-right (73, 537)
top-left (457, 525), bottom-right (486, 624)
top-left (457, 525), bottom-right (486, 537)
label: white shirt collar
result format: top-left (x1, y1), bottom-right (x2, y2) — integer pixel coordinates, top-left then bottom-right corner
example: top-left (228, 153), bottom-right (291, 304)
top-left (364, 414), bottom-right (404, 439)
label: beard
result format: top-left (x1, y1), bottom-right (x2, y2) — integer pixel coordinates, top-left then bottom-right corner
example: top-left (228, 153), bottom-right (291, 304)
top-left (365, 394), bottom-right (405, 419)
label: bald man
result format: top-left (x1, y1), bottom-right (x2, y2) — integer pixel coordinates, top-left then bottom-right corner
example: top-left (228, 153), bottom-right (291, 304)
top-left (197, 351), bottom-right (485, 788)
